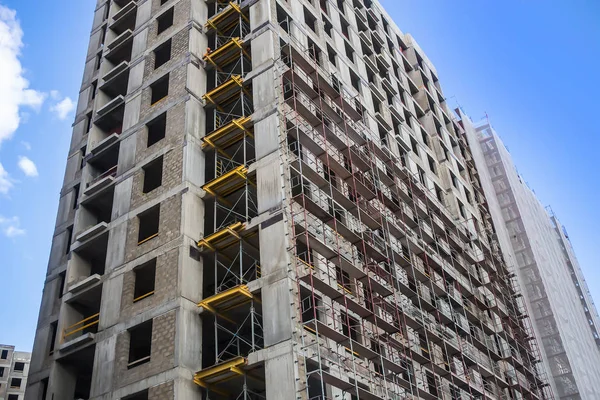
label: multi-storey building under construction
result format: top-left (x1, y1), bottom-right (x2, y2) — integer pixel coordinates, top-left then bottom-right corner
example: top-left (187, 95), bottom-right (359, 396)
top-left (462, 117), bottom-right (600, 399)
top-left (26, 0), bottom-right (555, 399)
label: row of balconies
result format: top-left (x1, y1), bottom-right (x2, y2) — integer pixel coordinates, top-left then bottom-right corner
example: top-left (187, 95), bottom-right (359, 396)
top-left (286, 87), bottom-right (474, 261)
top-left (288, 139), bottom-right (496, 314)
top-left (293, 201), bottom-right (523, 369)
top-left (50, 4), bottom-right (140, 389)
top-left (299, 277), bottom-right (524, 400)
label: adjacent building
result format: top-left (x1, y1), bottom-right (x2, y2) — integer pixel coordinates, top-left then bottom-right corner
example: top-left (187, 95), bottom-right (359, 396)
top-left (27, 0), bottom-right (555, 399)
top-left (0, 345), bottom-right (31, 400)
top-left (462, 116), bottom-right (600, 399)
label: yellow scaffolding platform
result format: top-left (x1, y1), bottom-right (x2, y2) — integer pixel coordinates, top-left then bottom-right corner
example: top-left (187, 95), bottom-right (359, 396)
top-left (202, 116), bottom-right (253, 151)
top-left (198, 284), bottom-right (254, 313)
top-left (194, 356), bottom-right (247, 388)
top-left (203, 75), bottom-right (245, 107)
top-left (202, 165), bottom-right (250, 198)
top-left (197, 221), bottom-right (246, 251)
top-left (205, 2), bottom-right (249, 34)
top-left (203, 37), bottom-right (249, 70)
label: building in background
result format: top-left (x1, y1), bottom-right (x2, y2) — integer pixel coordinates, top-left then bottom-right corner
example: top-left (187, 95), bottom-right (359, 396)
top-left (0, 345), bottom-right (31, 400)
top-left (26, 0), bottom-right (554, 399)
top-left (462, 116), bottom-right (600, 399)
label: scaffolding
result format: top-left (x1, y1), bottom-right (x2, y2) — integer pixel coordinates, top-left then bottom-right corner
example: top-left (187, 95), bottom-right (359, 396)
top-left (195, 2), bottom-right (265, 399)
top-left (275, 10), bottom-right (552, 400)
top-left (192, 2), bottom-right (554, 400)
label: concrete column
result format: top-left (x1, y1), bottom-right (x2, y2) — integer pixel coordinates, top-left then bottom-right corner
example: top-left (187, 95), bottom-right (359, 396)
top-left (248, 2), bottom-right (299, 399)
top-left (90, 335), bottom-right (117, 397)
top-left (264, 348), bottom-right (297, 400)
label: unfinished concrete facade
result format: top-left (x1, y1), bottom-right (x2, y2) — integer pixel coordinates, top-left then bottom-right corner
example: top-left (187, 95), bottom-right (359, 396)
top-left (28, 0), bottom-right (554, 399)
top-left (462, 117), bottom-right (600, 399)
top-left (0, 345), bottom-right (31, 400)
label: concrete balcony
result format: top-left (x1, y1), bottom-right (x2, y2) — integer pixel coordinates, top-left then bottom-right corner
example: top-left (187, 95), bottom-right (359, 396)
top-left (100, 61), bottom-right (129, 98)
top-left (67, 274), bottom-right (102, 295)
top-left (394, 124), bottom-right (411, 153)
top-left (110, 1), bottom-right (137, 35)
top-left (371, 29), bottom-right (385, 48)
top-left (84, 166), bottom-right (117, 196)
top-left (106, 29), bottom-right (133, 52)
top-left (96, 95), bottom-right (124, 119)
top-left (363, 53), bottom-right (378, 75)
top-left (381, 76), bottom-right (396, 94)
top-left (354, 7), bottom-right (367, 25)
top-left (75, 222), bottom-right (108, 243)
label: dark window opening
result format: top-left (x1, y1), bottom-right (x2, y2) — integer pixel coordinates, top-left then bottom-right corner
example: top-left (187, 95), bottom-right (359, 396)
top-left (58, 272), bottom-right (66, 299)
top-left (160, 0), bottom-right (169, 5)
top-left (458, 201), bottom-right (466, 219)
top-left (65, 226), bottom-right (73, 255)
top-left (350, 70), bottom-right (360, 92)
top-left (340, 18), bottom-right (349, 39)
top-left (335, 265), bottom-right (352, 294)
top-left (465, 190), bottom-right (473, 205)
top-left (150, 74), bottom-right (169, 104)
top-left (147, 112), bottom-right (167, 147)
top-left (320, 0), bottom-right (328, 13)
top-left (80, 146), bottom-right (87, 169)
top-left (428, 156), bottom-right (436, 174)
top-left (451, 172), bottom-right (459, 189)
top-left (301, 291), bottom-right (322, 324)
top-left (134, 259), bottom-right (157, 302)
top-left (138, 205), bottom-right (160, 244)
top-left (323, 17), bottom-right (332, 37)
top-left (0, 367), bottom-right (4, 377)
top-left (49, 322), bottom-right (57, 355)
top-left (100, 26), bottom-right (107, 46)
top-left (8, 395), bottom-right (18, 400)
top-left (304, 7), bottom-right (316, 32)
top-left (323, 166), bottom-right (336, 186)
top-left (332, 75), bottom-right (341, 94)
top-left (276, 4), bottom-right (290, 33)
top-left (307, 38), bottom-right (321, 66)
top-left (95, 52), bottom-right (102, 71)
top-left (124, 389), bottom-right (149, 400)
top-left (344, 41), bottom-right (354, 62)
top-left (91, 80), bottom-right (97, 100)
top-left (13, 362), bottom-right (24, 372)
top-left (410, 138), bottom-right (419, 156)
top-left (85, 113), bottom-right (93, 134)
top-left (41, 378), bottom-right (49, 400)
top-left (72, 184), bottom-right (80, 210)
top-left (341, 312), bottom-right (360, 342)
top-left (10, 378), bottom-right (21, 388)
top-left (154, 39), bottom-right (172, 69)
top-left (157, 7), bottom-right (174, 35)
top-left (326, 44), bottom-right (336, 65)
top-left (417, 167), bottom-right (426, 185)
top-left (142, 156), bottom-right (163, 193)
top-left (128, 320), bottom-right (153, 368)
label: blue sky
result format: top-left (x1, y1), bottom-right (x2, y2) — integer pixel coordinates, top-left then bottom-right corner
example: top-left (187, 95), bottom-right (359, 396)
top-left (0, 0), bottom-right (598, 352)
top-left (0, 0), bottom-right (95, 350)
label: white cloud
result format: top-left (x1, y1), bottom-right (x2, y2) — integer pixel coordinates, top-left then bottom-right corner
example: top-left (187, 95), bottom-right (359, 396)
top-left (50, 90), bottom-right (60, 100)
top-left (0, 215), bottom-right (25, 237)
top-left (50, 96), bottom-right (75, 120)
top-left (0, 162), bottom-right (13, 194)
top-left (17, 156), bottom-right (38, 177)
top-left (0, 5), bottom-right (46, 146)
top-left (21, 141), bottom-right (31, 150)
